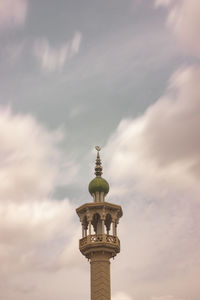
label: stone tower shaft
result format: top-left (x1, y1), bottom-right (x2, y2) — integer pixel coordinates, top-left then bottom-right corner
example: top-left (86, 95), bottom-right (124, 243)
top-left (76, 147), bottom-right (123, 300)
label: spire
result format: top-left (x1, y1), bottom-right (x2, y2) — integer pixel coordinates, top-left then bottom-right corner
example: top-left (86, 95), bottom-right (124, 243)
top-left (94, 146), bottom-right (102, 177)
top-left (88, 146), bottom-right (109, 200)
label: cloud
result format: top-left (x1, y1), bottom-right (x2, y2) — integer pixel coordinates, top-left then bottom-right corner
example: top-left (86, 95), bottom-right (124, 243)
top-left (0, 0), bottom-right (27, 30)
top-left (155, 0), bottom-right (200, 57)
top-left (33, 39), bottom-right (69, 72)
top-left (151, 297), bottom-right (183, 300)
top-left (155, 0), bottom-right (173, 7)
top-left (33, 31), bottom-right (82, 72)
top-left (0, 199), bottom-right (74, 271)
top-left (71, 31), bottom-right (82, 55)
top-left (104, 66), bottom-right (200, 300)
top-left (105, 65), bottom-right (200, 200)
top-left (112, 291), bottom-right (133, 300)
top-left (0, 106), bottom-right (78, 202)
top-left (0, 106), bottom-right (81, 298)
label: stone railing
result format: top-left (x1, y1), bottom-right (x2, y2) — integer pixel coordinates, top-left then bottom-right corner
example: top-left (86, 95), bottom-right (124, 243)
top-left (79, 234), bottom-right (120, 249)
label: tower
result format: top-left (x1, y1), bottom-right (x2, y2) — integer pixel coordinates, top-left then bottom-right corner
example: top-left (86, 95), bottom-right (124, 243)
top-left (76, 146), bottom-right (123, 300)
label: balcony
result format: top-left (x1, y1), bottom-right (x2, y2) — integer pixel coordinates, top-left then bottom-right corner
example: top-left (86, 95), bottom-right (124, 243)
top-left (79, 234), bottom-right (120, 257)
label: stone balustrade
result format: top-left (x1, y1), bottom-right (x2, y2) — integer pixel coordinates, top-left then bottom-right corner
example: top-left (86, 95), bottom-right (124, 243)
top-left (79, 234), bottom-right (120, 252)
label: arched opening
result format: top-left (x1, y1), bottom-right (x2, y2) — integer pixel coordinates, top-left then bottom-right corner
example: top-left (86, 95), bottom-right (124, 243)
top-left (92, 213), bottom-right (103, 234)
top-left (105, 214), bottom-right (112, 235)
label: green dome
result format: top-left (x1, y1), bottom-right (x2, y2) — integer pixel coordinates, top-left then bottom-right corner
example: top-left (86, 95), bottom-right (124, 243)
top-left (88, 176), bottom-right (109, 195)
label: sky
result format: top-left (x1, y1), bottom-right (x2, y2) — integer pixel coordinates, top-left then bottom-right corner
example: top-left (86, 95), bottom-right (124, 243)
top-left (0, 0), bottom-right (200, 300)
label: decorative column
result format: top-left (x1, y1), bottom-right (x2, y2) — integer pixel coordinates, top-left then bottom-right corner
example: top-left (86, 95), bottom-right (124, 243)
top-left (76, 146), bottom-right (123, 300)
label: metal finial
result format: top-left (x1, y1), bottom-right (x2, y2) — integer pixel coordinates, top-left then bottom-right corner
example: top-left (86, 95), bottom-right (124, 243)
top-left (95, 146), bottom-right (101, 152)
top-left (94, 146), bottom-right (102, 176)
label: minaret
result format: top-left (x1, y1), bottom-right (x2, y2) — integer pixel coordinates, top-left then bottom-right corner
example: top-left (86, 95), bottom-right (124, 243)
top-left (76, 146), bottom-right (123, 300)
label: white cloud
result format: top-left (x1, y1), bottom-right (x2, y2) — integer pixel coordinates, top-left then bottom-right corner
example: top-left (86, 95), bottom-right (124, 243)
top-left (58, 227), bottom-right (84, 267)
top-left (0, 0), bottom-right (27, 29)
top-left (155, 0), bottom-right (200, 57)
top-left (0, 106), bottom-right (78, 202)
top-left (33, 31), bottom-right (82, 72)
top-left (112, 291), bottom-right (133, 300)
top-left (0, 106), bottom-right (81, 299)
top-left (71, 31), bottom-right (82, 55)
top-left (151, 296), bottom-right (183, 300)
top-left (33, 39), bottom-right (69, 72)
top-left (0, 199), bottom-right (74, 272)
top-left (105, 65), bottom-right (200, 200)
top-left (104, 66), bottom-right (200, 300)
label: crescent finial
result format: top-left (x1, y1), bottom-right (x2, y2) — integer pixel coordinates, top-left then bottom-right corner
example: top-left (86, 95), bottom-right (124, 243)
top-left (94, 146), bottom-right (102, 176)
top-left (95, 146), bottom-right (101, 152)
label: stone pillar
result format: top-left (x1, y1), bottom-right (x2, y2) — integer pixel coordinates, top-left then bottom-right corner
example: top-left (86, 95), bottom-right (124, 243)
top-left (90, 252), bottom-right (111, 300)
top-left (112, 222), bottom-right (115, 236)
top-left (89, 221), bottom-right (92, 235)
top-left (102, 219), bottom-right (105, 234)
top-left (82, 225), bottom-right (84, 238)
